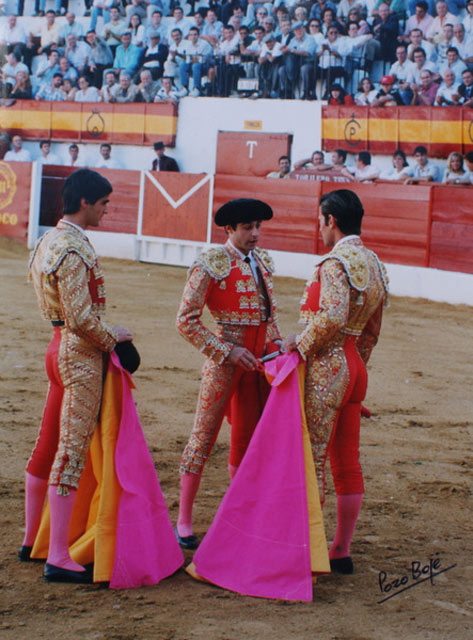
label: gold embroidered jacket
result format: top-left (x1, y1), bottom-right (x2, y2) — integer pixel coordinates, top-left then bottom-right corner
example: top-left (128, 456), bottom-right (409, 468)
top-left (29, 220), bottom-right (117, 351)
top-left (297, 236), bottom-right (388, 361)
top-left (176, 241), bottom-right (281, 363)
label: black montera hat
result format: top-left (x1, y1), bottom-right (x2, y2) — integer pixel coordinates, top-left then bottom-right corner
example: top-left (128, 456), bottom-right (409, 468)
top-left (214, 198), bottom-right (273, 227)
top-left (114, 341), bottom-right (141, 374)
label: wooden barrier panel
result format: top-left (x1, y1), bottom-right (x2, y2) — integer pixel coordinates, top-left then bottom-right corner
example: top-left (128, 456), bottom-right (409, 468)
top-left (141, 172), bottom-right (210, 241)
top-left (0, 101), bottom-right (177, 147)
top-left (322, 106), bottom-right (473, 158)
top-left (212, 174), bottom-right (321, 254)
top-left (0, 161), bottom-right (32, 243)
top-left (320, 182), bottom-right (432, 267)
top-left (429, 185), bottom-right (473, 274)
top-left (40, 166), bottom-right (140, 234)
top-left (216, 132), bottom-right (292, 177)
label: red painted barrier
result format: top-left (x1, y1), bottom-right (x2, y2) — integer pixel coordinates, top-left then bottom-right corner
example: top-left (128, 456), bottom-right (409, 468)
top-left (320, 182), bottom-right (432, 267)
top-left (429, 185), bottom-right (473, 274)
top-left (141, 172), bottom-right (210, 241)
top-left (0, 161), bottom-right (31, 243)
top-left (7, 166), bottom-right (471, 276)
top-left (212, 174), bottom-right (321, 254)
top-left (40, 166), bottom-right (140, 234)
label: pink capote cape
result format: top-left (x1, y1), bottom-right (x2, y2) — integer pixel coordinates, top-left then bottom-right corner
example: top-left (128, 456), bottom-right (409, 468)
top-left (32, 351), bottom-right (183, 588)
top-left (190, 352), bottom-right (329, 602)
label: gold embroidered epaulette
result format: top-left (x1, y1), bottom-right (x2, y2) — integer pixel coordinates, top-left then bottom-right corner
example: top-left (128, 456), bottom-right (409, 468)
top-left (254, 248), bottom-right (275, 274)
top-left (193, 247), bottom-right (231, 280)
top-left (42, 229), bottom-right (96, 275)
top-left (319, 243), bottom-right (369, 291)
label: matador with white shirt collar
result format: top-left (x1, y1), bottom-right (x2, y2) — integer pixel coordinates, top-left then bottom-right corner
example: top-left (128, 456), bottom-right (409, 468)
top-left (175, 198), bottom-right (282, 547)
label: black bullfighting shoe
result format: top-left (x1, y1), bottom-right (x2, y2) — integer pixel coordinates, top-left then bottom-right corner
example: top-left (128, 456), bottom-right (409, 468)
top-left (44, 563), bottom-right (93, 584)
top-left (330, 557), bottom-right (354, 575)
top-left (174, 526), bottom-right (199, 550)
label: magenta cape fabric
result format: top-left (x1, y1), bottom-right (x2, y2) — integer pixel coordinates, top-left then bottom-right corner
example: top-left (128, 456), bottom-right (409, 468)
top-left (109, 352), bottom-right (184, 588)
top-left (193, 352), bottom-right (313, 601)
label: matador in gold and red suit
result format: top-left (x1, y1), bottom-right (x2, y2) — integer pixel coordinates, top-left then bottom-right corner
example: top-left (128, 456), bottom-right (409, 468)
top-left (20, 169), bottom-right (133, 584)
top-left (175, 198), bottom-right (282, 548)
top-left (286, 189), bottom-right (389, 575)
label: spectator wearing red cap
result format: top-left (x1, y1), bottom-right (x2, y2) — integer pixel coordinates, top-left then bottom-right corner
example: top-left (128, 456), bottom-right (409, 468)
top-left (371, 75), bottom-right (404, 106)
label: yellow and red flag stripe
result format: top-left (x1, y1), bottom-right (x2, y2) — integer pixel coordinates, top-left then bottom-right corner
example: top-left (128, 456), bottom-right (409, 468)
top-left (0, 100), bottom-right (177, 146)
top-left (322, 105), bottom-right (473, 158)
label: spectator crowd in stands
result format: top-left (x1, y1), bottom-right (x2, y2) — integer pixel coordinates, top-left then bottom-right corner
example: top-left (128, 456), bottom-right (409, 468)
top-left (266, 145), bottom-right (473, 182)
top-left (1, 0), bottom-right (473, 102)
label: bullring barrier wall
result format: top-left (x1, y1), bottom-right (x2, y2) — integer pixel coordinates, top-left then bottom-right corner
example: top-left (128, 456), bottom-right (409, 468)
top-left (1, 160), bottom-right (472, 304)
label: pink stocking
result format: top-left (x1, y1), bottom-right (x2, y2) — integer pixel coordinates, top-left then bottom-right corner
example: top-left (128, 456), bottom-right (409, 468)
top-left (47, 486), bottom-right (84, 571)
top-left (228, 463), bottom-right (239, 480)
top-left (22, 472), bottom-right (48, 547)
top-left (177, 473), bottom-right (201, 538)
top-left (329, 493), bottom-right (363, 559)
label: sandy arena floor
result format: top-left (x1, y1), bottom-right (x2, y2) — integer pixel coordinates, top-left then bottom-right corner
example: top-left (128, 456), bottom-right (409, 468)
top-left (0, 237), bottom-right (472, 640)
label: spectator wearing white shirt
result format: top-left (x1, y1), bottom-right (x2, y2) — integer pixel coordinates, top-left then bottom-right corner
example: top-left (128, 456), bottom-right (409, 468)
top-left (316, 23), bottom-right (350, 99)
top-left (200, 8), bottom-right (224, 48)
top-left (280, 21), bottom-right (317, 99)
top-left (438, 46), bottom-right (467, 83)
top-left (96, 143), bottom-right (120, 169)
top-left (74, 75), bottom-right (101, 102)
top-left (436, 23), bottom-right (456, 64)
top-left (452, 23), bottom-right (473, 65)
top-left (257, 33), bottom-right (283, 98)
top-left (35, 50), bottom-right (61, 88)
top-left (167, 7), bottom-right (192, 42)
top-left (39, 10), bottom-right (61, 56)
top-left (128, 14), bottom-right (146, 49)
top-left (37, 140), bottom-right (62, 166)
top-left (463, 0), bottom-right (473, 36)
top-left (0, 15), bottom-right (26, 59)
top-left (214, 24), bottom-right (241, 97)
top-left (354, 76), bottom-right (377, 104)
top-left (4, 136), bottom-right (32, 162)
top-left (59, 13), bottom-right (84, 47)
top-left (381, 150), bottom-right (413, 181)
top-left (403, 2), bottom-right (434, 40)
top-left (65, 34), bottom-right (90, 76)
top-left (58, 56), bottom-right (79, 85)
top-left (390, 43), bottom-right (417, 104)
top-left (66, 143), bottom-right (86, 167)
top-left (426, 1), bottom-right (458, 44)
top-left (407, 28), bottom-right (437, 63)
top-left (2, 51), bottom-right (29, 87)
top-left (154, 75), bottom-right (181, 104)
top-left (410, 47), bottom-right (439, 84)
top-left (179, 27), bottom-right (214, 97)
top-left (341, 151), bottom-right (380, 183)
top-left (405, 145), bottom-right (441, 184)
top-left (144, 10), bottom-right (168, 47)
top-left (435, 67), bottom-right (460, 104)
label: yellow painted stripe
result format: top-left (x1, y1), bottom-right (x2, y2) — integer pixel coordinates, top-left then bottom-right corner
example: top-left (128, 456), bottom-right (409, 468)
top-left (0, 110), bottom-right (24, 129)
top-left (462, 120), bottom-right (473, 146)
top-left (144, 115), bottom-right (178, 136)
top-left (112, 111), bottom-right (146, 134)
top-left (15, 110), bottom-right (52, 130)
top-left (430, 120), bottom-right (462, 144)
top-left (322, 118), bottom-right (339, 139)
top-left (369, 118), bottom-right (398, 142)
top-left (51, 111), bottom-right (81, 131)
